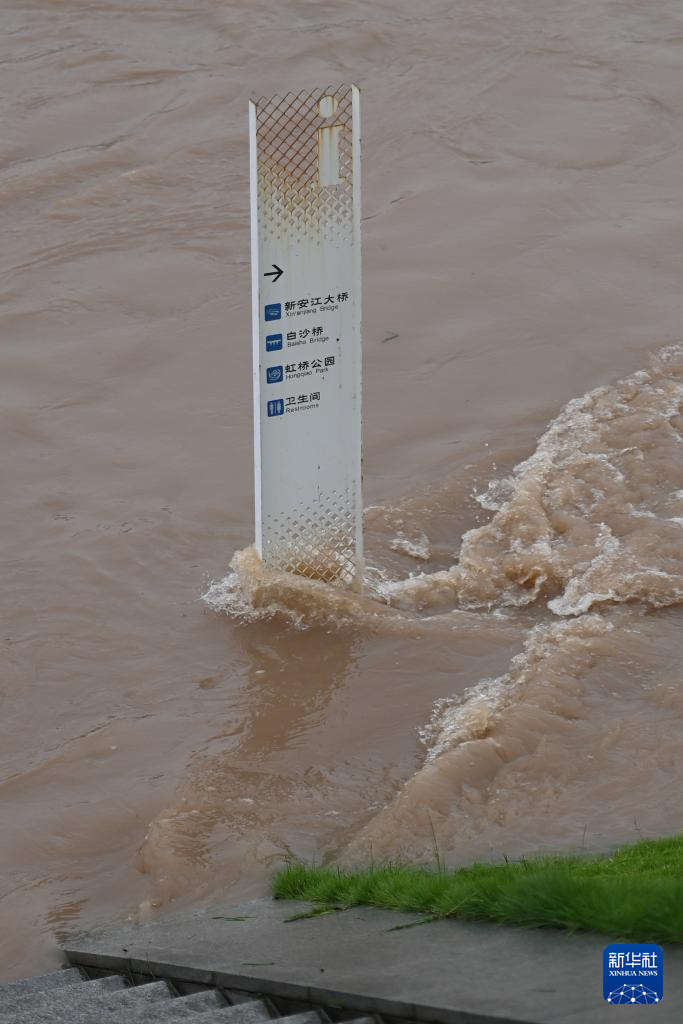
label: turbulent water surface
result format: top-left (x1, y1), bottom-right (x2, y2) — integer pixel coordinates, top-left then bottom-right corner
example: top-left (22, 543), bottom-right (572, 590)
top-left (3, 0), bottom-right (683, 981)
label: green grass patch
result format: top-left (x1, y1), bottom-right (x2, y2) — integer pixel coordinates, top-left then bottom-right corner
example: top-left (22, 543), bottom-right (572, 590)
top-left (272, 835), bottom-right (683, 943)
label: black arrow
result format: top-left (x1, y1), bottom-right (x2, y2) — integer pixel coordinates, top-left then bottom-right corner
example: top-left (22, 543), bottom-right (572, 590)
top-left (264, 263), bottom-right (283, 283)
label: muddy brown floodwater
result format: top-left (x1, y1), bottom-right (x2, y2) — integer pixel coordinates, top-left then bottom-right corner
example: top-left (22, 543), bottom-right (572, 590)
top-left (3, 0), bottom-right (683, 982)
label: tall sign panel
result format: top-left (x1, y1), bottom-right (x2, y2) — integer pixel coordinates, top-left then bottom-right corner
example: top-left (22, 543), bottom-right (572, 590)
top-left (249, 86), bottom-right (363, 588)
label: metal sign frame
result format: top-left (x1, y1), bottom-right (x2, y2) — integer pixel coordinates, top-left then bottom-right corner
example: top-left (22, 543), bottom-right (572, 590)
top-left (249, 85), bottom-right (363, 588)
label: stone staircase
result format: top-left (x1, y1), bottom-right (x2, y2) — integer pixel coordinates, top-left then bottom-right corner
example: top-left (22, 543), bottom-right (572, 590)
top-left (10, 898), bottom-right (677, 1023)
top-left (0, 968), bottom-right (376, 1024)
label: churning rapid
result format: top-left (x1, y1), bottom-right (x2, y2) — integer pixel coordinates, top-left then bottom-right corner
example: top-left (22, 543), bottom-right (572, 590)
top-left (209, 343), bottom-right (683, 621)
top-left (4, 0), bottom-right (683, 987)
top-left (204, 344), bottom-right (683, 867)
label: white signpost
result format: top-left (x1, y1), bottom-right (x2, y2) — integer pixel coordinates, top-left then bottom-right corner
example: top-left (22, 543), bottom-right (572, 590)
top-left (249, 85), bottom-right (363, 589)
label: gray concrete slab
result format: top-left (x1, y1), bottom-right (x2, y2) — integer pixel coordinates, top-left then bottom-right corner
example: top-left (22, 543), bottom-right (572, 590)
top-left (64, 899), bottom-right (683, 1024)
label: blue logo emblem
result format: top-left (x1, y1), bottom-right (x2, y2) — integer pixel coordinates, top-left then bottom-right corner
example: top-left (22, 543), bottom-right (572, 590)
top-left (264, 303), bottom-right (281, 321)
top-left (266, 366), bottom-right (283, 384)
top-left (266, 333), bottom-right (283, 352)
top-left (267, 399), bottom-right (284, 417)
top-left (604, 944), bottom-right (662, 1004)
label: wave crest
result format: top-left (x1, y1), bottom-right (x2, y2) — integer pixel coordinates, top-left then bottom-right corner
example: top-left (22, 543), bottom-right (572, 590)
top-left (386, 344), bottom-right (683, 616)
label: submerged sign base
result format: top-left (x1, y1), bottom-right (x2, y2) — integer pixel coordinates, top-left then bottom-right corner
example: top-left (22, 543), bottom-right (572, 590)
top-left (250, 86), bottom-right (362, 588)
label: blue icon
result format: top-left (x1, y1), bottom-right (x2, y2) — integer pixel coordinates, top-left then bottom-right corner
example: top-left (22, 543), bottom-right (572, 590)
top-left (266, 333), bottom-right (283, 351)
top-left (603, 944), bottom-right (662, 1004)
top-left (266, 366), bottom-right (283, 384)
top-left (265, 303), bottom-right (281, 321)
top-left (267, 399), bottom-right (284, 417)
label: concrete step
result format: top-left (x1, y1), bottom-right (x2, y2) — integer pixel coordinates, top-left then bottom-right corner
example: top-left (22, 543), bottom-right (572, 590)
top-left (18, 972), bottom-right (352, 1024)
top-left (107, 979), bottom-right (173, 1005)
top-left (3, 980), bottom-right (270, 1024)
top-left (220, 990), bottom-right (261, 1005)
top-left (125, 988), bottom-right (224, 1016)
top-left (1, 976), bottom-right (182, 1024)
top-left (0, 967), bottom-right (361, 1024)
top-left (0, 973), bottom-right (126, 1021)
top-left (274, 1014), bottom-right (326, 1024)
top-left (94, 989), bottom-right (232, 1023)
top-left (195, 1009), bottom-right (320, 1024)
top-left (186, 1001), bottom-right (274, 1024)
top-left (0, 968), bottom-right (83, 998)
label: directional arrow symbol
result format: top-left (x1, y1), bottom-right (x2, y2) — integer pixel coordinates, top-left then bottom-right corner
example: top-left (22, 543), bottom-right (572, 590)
top-left (264, 264), bottom-right (283, 283)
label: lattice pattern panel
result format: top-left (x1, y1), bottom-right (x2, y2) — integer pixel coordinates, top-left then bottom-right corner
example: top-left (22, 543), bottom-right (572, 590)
top-left (262, 489), bottom-right (358, 586)
top-left (255, 86), bottom-right (354, 247)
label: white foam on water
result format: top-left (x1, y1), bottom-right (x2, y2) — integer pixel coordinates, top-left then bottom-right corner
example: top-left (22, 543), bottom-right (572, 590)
top-left (389, 531), bottom-right (431, 560)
